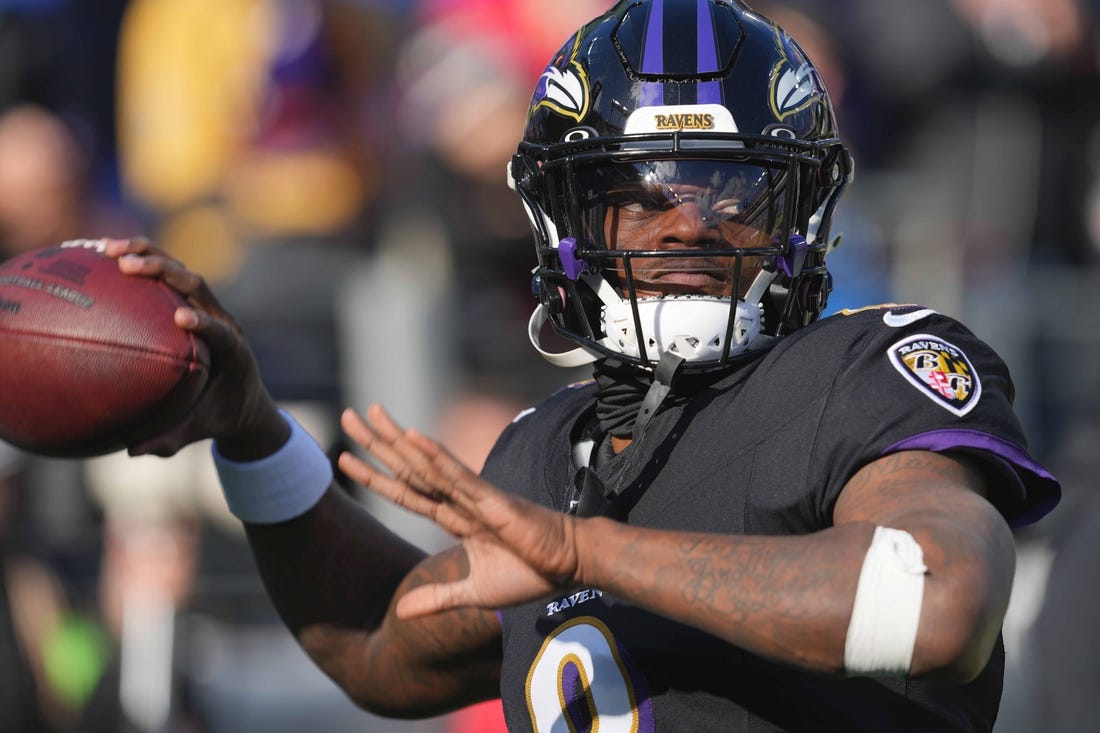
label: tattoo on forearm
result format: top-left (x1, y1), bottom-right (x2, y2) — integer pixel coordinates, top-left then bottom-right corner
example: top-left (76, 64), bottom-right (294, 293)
top-left (672, 535), bottom-right (848, 625)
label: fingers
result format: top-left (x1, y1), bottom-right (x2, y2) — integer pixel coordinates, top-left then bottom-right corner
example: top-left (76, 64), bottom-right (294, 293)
top-left (364, 403), bottom-right (405, 442)
top-left (117, 251), bottom-right (211, 303)
top-left (341, 404), bottom-right (504, 522)
top-left (106, 238), bottom-right (232, 322)
top-left (356, 407), bottom-right (510, 529)
top-left (344, 407), bottom-right (450, 497)
top-left (337, 449), bottom-right (441, 520)
top-left (107, 237), bottom-right (189, 289)
top-left (340, 407), bottom-right (423, 486)
top-left (98, 240), bottom-right (242, 349)
top-left (102, 236), bottom-right (154, 258)
top-left (173, 305), bottom-right (238, 355)
top-left (339, 408), bottom-right (440, 503)
top-left (404, 429), bottom-right (485, 501)
top-left (338, 447), bottom-right (475, 538)
top-left (340, 407), bottom-right (483, 536)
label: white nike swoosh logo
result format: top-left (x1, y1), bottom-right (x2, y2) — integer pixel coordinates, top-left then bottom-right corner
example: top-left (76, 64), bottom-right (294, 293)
top-left (883, 308), bottom-right (937, 328)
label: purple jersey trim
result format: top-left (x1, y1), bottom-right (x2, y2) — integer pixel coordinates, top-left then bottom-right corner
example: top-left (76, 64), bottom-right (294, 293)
top-left (882, 428), bottom-right (1060, 527)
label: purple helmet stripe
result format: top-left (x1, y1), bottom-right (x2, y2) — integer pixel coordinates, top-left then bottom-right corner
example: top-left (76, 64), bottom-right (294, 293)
top-left (696, 0), bottom-right (721, 103)
top-left (639, 0), bottom-right (665, 105)
top-left (642, 0), bottom-right (664, 73)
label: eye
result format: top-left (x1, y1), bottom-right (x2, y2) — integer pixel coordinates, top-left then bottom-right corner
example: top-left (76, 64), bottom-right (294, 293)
top-left (621, 199), bottom-right (662, 214)
top-left (712, 198), bottom-right (742, 218)
top-left (607, 188), bottom-right (669, 214)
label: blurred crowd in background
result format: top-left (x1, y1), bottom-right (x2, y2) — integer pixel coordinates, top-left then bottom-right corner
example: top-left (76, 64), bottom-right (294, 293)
top-left (1, 0), bottom-right (1099, 731)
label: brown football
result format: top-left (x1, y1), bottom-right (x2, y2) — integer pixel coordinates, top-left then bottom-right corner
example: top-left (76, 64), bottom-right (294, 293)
top-left (0, 240), bottom-right (209, 457)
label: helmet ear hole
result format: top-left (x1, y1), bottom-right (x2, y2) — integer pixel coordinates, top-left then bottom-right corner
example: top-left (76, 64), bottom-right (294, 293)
top-left (569, 277), bottom-right (608, 338)
top-left (544, 283), bottom-right (565, 316)
top-left (511, 153), bottom-right (541, 196)
top-left (764, 279), bottom-right (793, 334)
top-left (764, 271), bottom-right (833, 335)
top-left (533, 272), bottom-right (566, 316)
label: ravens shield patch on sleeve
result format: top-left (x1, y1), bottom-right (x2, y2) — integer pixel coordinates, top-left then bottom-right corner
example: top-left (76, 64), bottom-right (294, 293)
top-left (887, 334), bottom-right (981, 416)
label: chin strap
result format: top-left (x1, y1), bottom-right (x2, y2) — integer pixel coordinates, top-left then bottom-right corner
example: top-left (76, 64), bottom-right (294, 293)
top-left (631, 351), bottom-right (685, 438)
top-left (528, 272), bottom-right (620, 368)
top-left (528, 304), bottom-right (602, 368)
top-left (571, 351), bottom-right (686, 519)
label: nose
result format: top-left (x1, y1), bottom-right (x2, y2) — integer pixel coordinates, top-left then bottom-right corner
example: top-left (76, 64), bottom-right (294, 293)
top-left (657, 200), bottom-right (721, 250)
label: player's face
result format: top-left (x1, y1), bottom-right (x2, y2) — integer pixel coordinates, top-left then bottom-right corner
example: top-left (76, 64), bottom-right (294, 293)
top-left (595, 160), bottom-right (782, 299)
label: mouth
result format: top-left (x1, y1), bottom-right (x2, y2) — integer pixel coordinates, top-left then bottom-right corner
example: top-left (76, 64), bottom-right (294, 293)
top-left (652, 271), bottom-right (725, 287)
top-left (629, 269), bottom-right (730, 297)
top-left (624, 259), bottom-right (733, 296)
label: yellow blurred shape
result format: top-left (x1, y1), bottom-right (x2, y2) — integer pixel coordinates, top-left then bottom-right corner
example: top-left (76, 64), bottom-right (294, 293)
top-left (116, 0), bottom-right (272, 210)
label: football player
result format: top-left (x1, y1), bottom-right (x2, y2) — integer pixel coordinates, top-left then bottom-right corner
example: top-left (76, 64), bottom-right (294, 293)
top-left (111, 1), bottom-right (1060, 730)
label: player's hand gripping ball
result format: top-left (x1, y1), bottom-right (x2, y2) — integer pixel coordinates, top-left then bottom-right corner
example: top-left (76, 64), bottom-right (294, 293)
top-left (0, 240), bottom-right (209, 457)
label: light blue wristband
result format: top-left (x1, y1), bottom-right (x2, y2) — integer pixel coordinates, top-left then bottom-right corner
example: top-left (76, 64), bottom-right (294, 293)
top-left (212, 410), bottom-right (332, 524)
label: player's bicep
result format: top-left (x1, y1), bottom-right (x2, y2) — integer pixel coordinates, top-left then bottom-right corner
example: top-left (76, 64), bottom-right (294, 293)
top-left (834, 450), bottom-right (992, 524)
top-left (833, 450), bottom-right (1015, 680)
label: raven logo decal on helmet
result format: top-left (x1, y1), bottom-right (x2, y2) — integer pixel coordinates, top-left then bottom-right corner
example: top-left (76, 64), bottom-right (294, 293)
top-left (532, 33), bottom-right (591, 123)
top-left (769, 30), bottom-right (825, 120)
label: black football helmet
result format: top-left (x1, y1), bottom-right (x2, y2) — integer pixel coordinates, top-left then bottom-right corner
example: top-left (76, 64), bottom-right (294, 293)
top-left (511, 0), bottom-right (852, 371)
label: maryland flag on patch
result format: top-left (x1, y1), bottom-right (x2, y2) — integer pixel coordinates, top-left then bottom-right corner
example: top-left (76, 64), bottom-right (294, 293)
top-left (887, 334), bottom-right (981, 416)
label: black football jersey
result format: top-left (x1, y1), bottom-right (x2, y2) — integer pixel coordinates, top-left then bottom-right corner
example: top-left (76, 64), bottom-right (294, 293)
top-left (480, 305), bottom-right (1059, 733)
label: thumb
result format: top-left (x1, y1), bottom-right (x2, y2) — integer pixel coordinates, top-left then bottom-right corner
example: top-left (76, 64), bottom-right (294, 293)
top-left (395, 581), bottom-right (470, 619)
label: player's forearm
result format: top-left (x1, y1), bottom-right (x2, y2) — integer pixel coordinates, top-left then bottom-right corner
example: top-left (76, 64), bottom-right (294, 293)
top-left (244, 486), bottom-right (424, 634)
top-left (320, 546), bottom-right (504, 716)
top-left (244, 492), bottom-right (502, 713)
top-left (576, 517), bottom-right (868, 674)
top-left (575, 515), bottom-right (1011, 680)
top-left (211, 402), bottom-right (421, 633)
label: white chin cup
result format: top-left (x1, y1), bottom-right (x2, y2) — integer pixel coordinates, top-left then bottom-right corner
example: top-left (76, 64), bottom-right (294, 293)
top-left (600, 296), bottom-right (762, 363)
